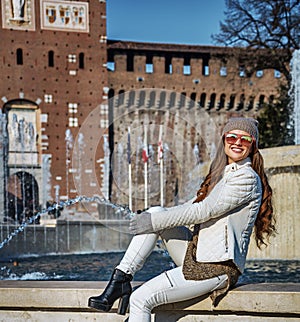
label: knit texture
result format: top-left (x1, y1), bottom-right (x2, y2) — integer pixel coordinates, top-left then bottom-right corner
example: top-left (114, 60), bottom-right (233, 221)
top-left (222, 117), bottom-right (259, 146)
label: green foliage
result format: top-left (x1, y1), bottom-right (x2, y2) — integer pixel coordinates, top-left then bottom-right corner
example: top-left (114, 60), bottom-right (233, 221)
top-left (257, 85), bottom-right (294, 148)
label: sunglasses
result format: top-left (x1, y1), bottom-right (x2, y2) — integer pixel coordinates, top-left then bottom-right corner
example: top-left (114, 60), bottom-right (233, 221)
top-left (224, 132), bottom-right (254, 147)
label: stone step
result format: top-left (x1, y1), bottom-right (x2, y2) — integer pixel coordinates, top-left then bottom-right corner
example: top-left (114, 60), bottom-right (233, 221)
top-left (0, 281), bottom-right (299, 321)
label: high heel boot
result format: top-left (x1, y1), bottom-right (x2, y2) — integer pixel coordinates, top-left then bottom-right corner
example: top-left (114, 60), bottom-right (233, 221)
top-left (88, 268), bottom-right (133, 315)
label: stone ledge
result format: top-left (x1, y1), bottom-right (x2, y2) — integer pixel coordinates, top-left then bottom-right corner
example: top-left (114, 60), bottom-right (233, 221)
top-left (0, 281), bottom-right (299, 321)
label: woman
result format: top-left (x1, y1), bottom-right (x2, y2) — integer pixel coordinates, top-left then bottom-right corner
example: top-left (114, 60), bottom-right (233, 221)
top-left (88, 117), bottom-right (276, 321)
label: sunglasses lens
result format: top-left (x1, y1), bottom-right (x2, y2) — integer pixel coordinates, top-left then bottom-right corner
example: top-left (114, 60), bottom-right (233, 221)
top-left (225, 134), bottom-right (238, 144)
top-left (225, 133), bottom-right (253, 146)
top-left (241, 136), bottom-right (253, 145)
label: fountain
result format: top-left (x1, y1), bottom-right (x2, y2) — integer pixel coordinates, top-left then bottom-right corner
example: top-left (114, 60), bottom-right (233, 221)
top-left (0, 195), bottom-right (132, 250)
top-left (290, 49), bottom-right (300, 144)
top-left (0, 103), bottom-right (135, 259)
top-left (0, 88), bottom-right (299, 265)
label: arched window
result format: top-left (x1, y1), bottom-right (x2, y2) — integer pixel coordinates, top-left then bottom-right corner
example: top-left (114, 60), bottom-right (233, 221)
top-left (128, 91), bottom-right (135, 107)
top-left (159, 91), bottom-right (166, 108)
top-left (227, 94), bottom-right (236, 110)
top-left (48, 50), bottom-right (54, 67)
top-left (257, 95), bottom-right (265, 109)
top-left (189, 92), bottom-right (196, 108)
top-left (148, 91), bottom-right (156, 107)
top-left (208, 93), bottom-right (216, 110)
top-left (236, 94), bottom-right (245, 111)
top-left (16, 48), bottom-right (23, 65)
top-left (168, 92), bottom-right (176, 108)
top-left (178, 92), bottom-right (186, 108)
top-left (218, 93), bottom-right (226, 109)
top-left (247, 96), bottom-right (255, 110)
top-left (138, 90), bottom-right (146, 107)
top-left (117, 90), bottom-right (125, 106)
top-left (79, 52), bottom-right (84, 69)
top-left (199, 93), bottom-right (206, 108)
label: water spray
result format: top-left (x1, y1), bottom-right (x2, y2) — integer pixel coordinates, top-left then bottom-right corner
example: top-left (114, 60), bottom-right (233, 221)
top-left (0, 195), bottom-right (134, 250)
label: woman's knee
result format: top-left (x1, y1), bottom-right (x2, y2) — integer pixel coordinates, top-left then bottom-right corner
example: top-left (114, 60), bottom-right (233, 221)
top-left (129, 286), bottom-right (152, 313)
top-left (130, 278), bottom-right (168, 313)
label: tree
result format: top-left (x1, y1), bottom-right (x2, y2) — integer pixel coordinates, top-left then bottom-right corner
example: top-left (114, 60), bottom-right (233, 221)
top-left (213, 0), bottom-right (300, 80)
top-left (257, 84), bottom-right (294, 148)
top-left (213, 0), bottom-right (300, 146)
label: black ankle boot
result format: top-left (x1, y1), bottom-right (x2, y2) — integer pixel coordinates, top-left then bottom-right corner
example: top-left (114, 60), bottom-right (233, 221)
top-left (88, 268), bottom-right (133, 315)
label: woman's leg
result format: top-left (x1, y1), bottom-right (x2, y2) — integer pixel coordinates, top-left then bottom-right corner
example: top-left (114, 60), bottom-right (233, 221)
top-left (116, 233), bottom-right (159, 275)
top-left (88, 233), bottom-right (159, 314)
top-left (128, 266), bottom-right (228, 322)
top-left (116, 225), bottom-right (192, 276)
top-left (88, 207), bottom-right (191, 314)
top-left (160, 226), bottom-right (192, 266)
top-left (117, 206), bottom-right (192, 275)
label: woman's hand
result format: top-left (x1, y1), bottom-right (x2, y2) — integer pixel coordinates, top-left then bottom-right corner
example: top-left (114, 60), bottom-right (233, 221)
top-left (129, 212), bottom-right (154, 235)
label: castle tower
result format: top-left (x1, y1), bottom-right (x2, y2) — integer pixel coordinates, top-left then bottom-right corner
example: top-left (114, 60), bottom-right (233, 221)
top-left (0, 0), bottom-right (108, 221)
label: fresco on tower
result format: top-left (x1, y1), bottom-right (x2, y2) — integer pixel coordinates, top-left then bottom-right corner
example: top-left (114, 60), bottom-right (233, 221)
top-left (1, 0), bottom-right (36, 30)
top-left (40, 0), bottom-right (89, 33)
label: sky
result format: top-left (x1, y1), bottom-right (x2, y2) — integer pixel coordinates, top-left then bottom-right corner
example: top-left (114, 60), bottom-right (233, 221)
top-left (106, 0), bottom-right (227, 46)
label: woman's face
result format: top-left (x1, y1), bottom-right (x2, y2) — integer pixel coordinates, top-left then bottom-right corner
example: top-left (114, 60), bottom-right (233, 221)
top-left (224, 130), bottom-right (253, 164)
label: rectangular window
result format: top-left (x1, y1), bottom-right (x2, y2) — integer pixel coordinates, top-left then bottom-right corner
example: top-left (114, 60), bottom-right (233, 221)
top-left (41, 114), bottom-right (48, 123)
top-left (107, 62), bottom-right (115, 71)
top-left (68, 103), bottom-right (78, 113)
top-left (68, 54), bottom-right (76, 63)
top-left (44, 94), bottom-right (53, 103)
top-left (145, 63), bottom-right (153, 73)
top-left (239, 67), bottom-right (246, 77)
top-left (69, 117), bottom-right (78, 127)
top-left (16, 48), bottom-right (23, 65)
top-left (204, 65), bottom-right (209, 76)
top-left (274, 70), bottom-right (281, 78)
top-left (100, 119), bottom-right (108, 128)
top-left (220, 67), bottom-right (227, 76)
top-left (183, 65), bottom-right (191, 75)
top-left (100, 104), bottom-right (108, 115)
top-left (100, 35), bottom-right (107, 43)
top-left (256, 70), bottom-right (264, 78)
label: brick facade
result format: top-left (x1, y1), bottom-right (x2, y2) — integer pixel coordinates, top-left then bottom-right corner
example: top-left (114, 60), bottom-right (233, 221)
top-left (107, 41), bottom-right (285, 210)
top-left (0, 0), bottom-right (107, 221)
top-left (0, 1), bottom-right (286, 217)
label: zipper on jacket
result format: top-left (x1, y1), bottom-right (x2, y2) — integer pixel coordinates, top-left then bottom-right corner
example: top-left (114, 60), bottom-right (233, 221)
top-left (225, 225), bottom-right (228, 252)
top-left (164, 271), bottom-right (174, 287)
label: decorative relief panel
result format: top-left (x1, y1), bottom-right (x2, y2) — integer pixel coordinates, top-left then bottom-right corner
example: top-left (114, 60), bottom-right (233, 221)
top-left (40, 0), bottom-right (89, 33)
top-left (1, 0), bottom-right (36, 31)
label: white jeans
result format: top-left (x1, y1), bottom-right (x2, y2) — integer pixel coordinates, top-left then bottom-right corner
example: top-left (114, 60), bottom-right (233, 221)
top-left (116, 224), bottom-right (228, 322)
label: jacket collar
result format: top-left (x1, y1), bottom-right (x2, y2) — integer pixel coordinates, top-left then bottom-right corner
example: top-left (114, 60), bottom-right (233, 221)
top-left (224, 157), bottom-right (252, 173)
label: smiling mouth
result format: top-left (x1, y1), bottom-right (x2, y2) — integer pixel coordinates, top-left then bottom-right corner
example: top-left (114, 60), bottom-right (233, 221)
top-left (231, 146), bottom-right (244, 152)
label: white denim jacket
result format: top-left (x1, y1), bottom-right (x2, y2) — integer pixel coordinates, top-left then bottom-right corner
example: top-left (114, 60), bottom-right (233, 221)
top-left (151, 157), bottom-right (262, 273)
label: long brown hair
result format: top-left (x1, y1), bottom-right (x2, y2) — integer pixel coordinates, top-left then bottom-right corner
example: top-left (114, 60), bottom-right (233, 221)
top-left (194, 138), bottom-right (276, 249)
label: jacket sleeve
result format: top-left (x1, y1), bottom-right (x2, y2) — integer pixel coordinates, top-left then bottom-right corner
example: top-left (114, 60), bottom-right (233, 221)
top-left (151, 169), bottom-right (260, 232)
top-left (164, 196), bottom-right (196, 210)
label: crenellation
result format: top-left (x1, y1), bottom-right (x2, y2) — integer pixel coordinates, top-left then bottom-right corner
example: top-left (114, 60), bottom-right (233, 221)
top-left (152, 56), bottom-right (165, 74)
